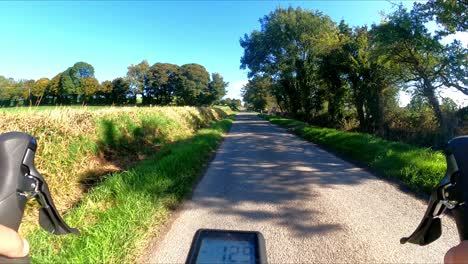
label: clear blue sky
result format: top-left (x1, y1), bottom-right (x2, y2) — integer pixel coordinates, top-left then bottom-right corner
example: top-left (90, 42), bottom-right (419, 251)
top-left (0, 1), bottom-right (418, 100)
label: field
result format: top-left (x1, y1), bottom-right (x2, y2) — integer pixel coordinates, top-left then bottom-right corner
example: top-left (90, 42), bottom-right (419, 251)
top-left (260, 114), bottom-right (446, 195)
top-left (0, 106), bottom-right (234, 262)
top-left (0, 105), bottom-right (108, 113)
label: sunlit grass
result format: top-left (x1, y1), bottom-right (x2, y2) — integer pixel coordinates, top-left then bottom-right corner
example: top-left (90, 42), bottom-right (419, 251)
top-left (260, 114), bottom-right (445, 194)
top-left (27, 116), bottom-right (234, 263)
top-left (0, 106), bottom-right (232, 234)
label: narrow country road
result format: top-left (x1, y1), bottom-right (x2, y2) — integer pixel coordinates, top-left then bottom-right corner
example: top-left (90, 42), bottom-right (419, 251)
top-left (145, 112), bottom-right (459, 263)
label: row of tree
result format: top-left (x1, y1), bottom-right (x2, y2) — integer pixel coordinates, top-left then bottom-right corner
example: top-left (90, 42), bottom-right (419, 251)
top-left (219, 98), bottom-right (242, 111)
top-left (0, 61), bottom-right (228, 107)
top-left (240, 0), bottom-right (467, 146)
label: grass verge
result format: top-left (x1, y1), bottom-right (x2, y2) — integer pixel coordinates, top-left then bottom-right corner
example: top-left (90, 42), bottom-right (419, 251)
top-left (0, 106), bottom-right (231, 234)
top-left (259, 114), bottom-right (445, 195)
top-left (27, 115), bottom-right (234, 263)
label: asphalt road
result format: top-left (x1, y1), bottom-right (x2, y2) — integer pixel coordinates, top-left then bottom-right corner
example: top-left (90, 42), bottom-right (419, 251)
top-left (145, 112), bottom-right (459, 263)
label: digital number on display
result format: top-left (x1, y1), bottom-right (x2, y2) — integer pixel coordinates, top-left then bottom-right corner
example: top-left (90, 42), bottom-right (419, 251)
top-left (196, 238), bottom-right (255, 264)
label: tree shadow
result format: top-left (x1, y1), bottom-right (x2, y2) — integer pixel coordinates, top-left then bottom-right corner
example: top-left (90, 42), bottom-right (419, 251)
top-left (77, 108), bottom-right (230, 195)
top-left (158, 112), bottom-right (385, 238)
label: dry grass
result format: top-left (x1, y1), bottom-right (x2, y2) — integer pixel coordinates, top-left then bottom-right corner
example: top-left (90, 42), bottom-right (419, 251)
top-left (0, 106), bottom-right (231, 234)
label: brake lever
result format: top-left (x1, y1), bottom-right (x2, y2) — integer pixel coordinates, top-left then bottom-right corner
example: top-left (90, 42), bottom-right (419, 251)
top-left (20, 146), bottom-right (79, 235)
top-left (401, 136), bottom-right (468, 246)
top-left (0, 132), bottom-right (78, 262)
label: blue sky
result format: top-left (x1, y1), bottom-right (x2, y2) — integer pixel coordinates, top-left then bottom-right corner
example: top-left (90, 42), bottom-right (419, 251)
top-left (0, 1), bottom-right (465, 105)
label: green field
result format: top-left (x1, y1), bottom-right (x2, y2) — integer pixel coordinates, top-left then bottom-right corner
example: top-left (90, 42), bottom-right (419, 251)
top-left (260, 114), bottom-right (446, 195)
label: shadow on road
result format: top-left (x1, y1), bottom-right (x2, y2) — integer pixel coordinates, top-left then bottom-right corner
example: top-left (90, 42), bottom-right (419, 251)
top-left (189, 112), bottom-right (374, 238)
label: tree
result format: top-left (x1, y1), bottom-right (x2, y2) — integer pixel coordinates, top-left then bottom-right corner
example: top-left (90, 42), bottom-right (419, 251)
top-left (336, 25), bottom-right (399, 133)
top-left (110, 78), bottom-right (130, 105)
top-left (316, 20), bottom-right (352, 126)
top-left (55, 62), bottom-right (96, 104)
top-left (0, 76), bottom-right (16, 107)
top-left (81, 77), bottom-right (100, 104)
top-left (220, 98), bottom-right (242, 110)
top-left (32, 78), bottom-right (50, 106)
top-left (20, 79), bottom-right (35, 106)
top-left (201, 73), bottom-right (228, 106)
top-left (70, 62), bottom-right (95, 81)
top-left (127, 60), bottom-right (150, 103)
top-left (48, 73), bottom-right (62, 104)
top-left (174, 63), bottom-right (210, 106)
top-left (372, 6), bottom-right (467, 143)
top-left (98, 80), bottom-right (113, 104)
top-left (240, 7), bottom-right (336, 117)
top-left (242, 76), bottom-right (276, 112)
top-left (147, 63), bottom-right (179, 105)
top-left (414, 0), bottom-right (467, 36)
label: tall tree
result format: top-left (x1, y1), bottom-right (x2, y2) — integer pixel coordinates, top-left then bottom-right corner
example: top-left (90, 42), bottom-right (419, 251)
top-left (99, 80), bottom-right (113, 104)
top-left (110, 77), bottom-right (130, 105)
top-left (339, 25), bottom-right (399, 133)
top-left (58, 62), bottom-right (95, 104)
top-left (414, 0), bottom-right (467, 36)
top-left (240, 6), bottom-right (336, 117)
top-left (20, 79), bottom-right (35, 106)
top-left (32, 78), bottom-right (50, 106)
top-left (242, 76), bottom-right (276, 112)
top-left (202, 73), bottom-right (228, 106)
top-left (372, 6), bottom-right (467, 143)
top-left (174, 63), bottom-right (210, 106)
top-left (0, 76), bottom-right (16, 107)
top-left (147, 63), bottom-right (179, 105)
top-left (81, 77), bottom-right (100, 104)
top-left (316, 20), bottom-right (352, 126)
top-left (127, 60), bottom-right (150, 103)
top-left (49, 73), bottom-right (62, 104)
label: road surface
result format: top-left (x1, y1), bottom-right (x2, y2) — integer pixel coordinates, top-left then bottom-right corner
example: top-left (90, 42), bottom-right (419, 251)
top-left (145, 112), bottom-right (459, 263)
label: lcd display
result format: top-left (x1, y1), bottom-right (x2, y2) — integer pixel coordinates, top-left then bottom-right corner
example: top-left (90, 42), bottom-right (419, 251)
top-left (196, 237), bottom-right (256, 264)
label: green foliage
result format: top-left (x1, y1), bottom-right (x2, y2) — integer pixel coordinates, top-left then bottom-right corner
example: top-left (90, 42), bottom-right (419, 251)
top-left (414, 0), bottom-right (467, 36)
top-left (371, 5), bottom-right (467, 143)
top-left (174, 63), bottom-right (210, 106)
top-left (240, 4), bottom-right (466, 148)
top-left (27, 116), bottom-right (234, 263)
top-left (240, 6), bottom-right (336, 116)
top-left (261, 114), bottom-right (446, 194)
top-left (0, 60), bottom-right (227, 107)
top-left (127, 60), bottom-right (150, 100)
top-left (109, 78), bottom-right (130, 105)
top-left (242, 76), bottom-right (276, 112)
top-left (203, 73), bottom-right (228, 105)
top-left (219, 98), bottom-right (242, 111)
top-left (146, 63), bottom-right (179, 105)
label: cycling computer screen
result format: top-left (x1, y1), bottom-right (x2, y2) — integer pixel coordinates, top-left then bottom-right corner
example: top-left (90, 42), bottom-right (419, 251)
top-left (185, 229), bottom-right (266, 264)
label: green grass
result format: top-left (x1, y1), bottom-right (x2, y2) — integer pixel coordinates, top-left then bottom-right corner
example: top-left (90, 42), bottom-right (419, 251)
top-left (27, 115), bottom-right (234, 263)
top-left (0, 106), bottom-right (231, 234)
top-left (260, 114), bottom-right (446, 194)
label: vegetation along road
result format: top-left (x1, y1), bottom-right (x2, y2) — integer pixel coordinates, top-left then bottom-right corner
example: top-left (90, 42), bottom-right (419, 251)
top-left (145, 112), bottom-right (459, 263)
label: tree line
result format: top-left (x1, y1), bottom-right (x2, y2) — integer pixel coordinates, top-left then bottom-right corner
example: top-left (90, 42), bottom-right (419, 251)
top-left (0, 61), bottom-right (228, 107)
top-left (240, 0), bottom-right (467, 147)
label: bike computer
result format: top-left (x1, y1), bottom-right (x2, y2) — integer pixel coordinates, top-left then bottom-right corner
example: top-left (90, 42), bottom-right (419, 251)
top-left (185, 229), bottom-right (267, 264)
